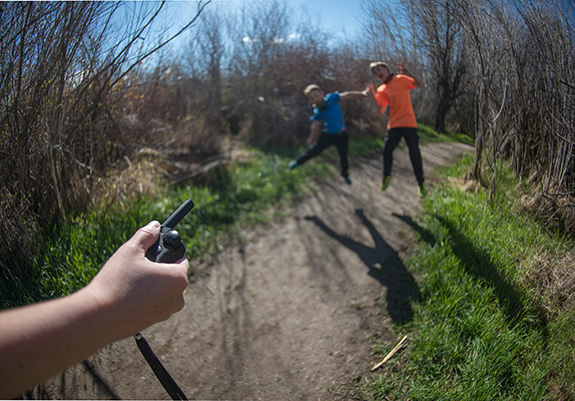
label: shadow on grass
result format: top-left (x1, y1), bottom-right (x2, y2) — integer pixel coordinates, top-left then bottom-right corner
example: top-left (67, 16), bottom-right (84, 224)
top-left (304, 209), bottom-right (421, 325)
top-left (434, 215), bottom-right (548, 337)
top-left (392, 213), bottom-right (437, 247)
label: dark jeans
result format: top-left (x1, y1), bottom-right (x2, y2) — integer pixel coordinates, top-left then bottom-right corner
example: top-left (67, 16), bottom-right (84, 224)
top-left (295, 131), bottom-right (349, 177)
top-left (383, 127), bottom-right (424, 185)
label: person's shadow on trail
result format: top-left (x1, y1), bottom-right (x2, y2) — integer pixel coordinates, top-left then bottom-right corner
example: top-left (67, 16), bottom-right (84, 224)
top-left (305, 209), bottom-right (421, 325)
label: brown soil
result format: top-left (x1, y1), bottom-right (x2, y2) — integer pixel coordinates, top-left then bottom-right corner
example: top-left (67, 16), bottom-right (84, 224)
top-left (26, 142), bottom-right (473, 400)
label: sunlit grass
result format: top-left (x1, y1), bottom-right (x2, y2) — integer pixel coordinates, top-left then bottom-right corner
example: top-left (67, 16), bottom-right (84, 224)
top-left (356, 154), bottom-right (575, 400)
top-left (418, 124), bottom-right (474, 145)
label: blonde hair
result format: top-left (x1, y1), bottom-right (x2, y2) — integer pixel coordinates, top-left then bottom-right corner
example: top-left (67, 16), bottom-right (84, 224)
top-left (303, 84), bottom-right (323, 95)
top-left (369, 61), bottom-right (389, 74)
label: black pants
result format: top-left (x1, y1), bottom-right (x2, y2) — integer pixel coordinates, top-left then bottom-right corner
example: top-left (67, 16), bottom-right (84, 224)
top-left (383, 127), bottom-right (424, 185)
top-left (295, 131), bottom-right (349, 177)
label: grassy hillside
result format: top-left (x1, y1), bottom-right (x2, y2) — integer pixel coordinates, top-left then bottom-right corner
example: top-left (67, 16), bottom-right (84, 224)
top-left (356, 154), bottom-right (575, 400)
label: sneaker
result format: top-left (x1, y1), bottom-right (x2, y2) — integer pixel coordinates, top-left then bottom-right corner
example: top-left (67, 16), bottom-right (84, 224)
top-left (289, 160), bottom-right (299, 170)
top-left (381, 175), bottom-right (391, 191)
top-left (418, 182), bottom-right (427, 198)
top-left (344, 176), bottom-right (352, 185)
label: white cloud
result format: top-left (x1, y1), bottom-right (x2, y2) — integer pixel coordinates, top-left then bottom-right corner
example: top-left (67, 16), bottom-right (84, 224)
top-left (243, 33), bottom-right (300, 44)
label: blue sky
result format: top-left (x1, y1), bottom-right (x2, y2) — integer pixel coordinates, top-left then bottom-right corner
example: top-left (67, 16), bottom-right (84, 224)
top-left (160, 0), bottom-right (365, 45)
top-left (270, 0), bottom-right (364, 41)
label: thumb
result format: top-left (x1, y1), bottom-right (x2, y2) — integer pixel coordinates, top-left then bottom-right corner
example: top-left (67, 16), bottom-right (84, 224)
top-left (132, 221), bottom-right (161, 253)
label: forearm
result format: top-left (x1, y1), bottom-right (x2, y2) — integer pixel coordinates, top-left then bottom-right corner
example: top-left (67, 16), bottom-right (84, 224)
top-left (411, 74), bottom-right (425, 88)
top-left (0, 288), bottom-right (116, 398)
top-left (308, 130), bottom-right (319, 144)
top-left (0, 220), bottom-right (189, 398)
top-left (307, 121), bottom-right (321, 144)
top-left (339, 90), bottom-right (369, 100)
top-left (396, 63), bottom-right (425, 88)
top-left (404, 71), bottom-right (425, 87)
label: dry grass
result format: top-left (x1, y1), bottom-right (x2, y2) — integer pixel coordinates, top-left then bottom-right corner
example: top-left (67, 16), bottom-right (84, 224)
top-left (524, 252), bottom-right (575, 319)
top-left (448, 176), bottom-right (481, 192)
top-left (522, 191), bottom-right (575, 235)
top-left (91, 156), bottom-right (165, 209)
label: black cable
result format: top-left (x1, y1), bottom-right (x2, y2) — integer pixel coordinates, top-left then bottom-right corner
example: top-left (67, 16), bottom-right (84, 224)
top-left (134, 333), bottom-right (188, 400)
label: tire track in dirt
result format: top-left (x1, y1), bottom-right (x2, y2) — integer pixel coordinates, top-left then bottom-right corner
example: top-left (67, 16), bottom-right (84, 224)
top-left (30, 142), bottom-right (473, 400)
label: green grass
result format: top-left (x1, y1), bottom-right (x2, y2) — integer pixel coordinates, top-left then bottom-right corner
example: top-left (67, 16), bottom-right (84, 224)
top-left (356, 154), bottom-right (575, 400)
top-left (348, 124), bottom-right (473, 157)
top-left (417, 124), bottom-right (474, 145)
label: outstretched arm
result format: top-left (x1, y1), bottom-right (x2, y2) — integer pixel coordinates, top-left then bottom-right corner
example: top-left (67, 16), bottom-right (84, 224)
top-left (0, 221), bottom-right (190, 399)
top-left (397, 63), bottom-right (425, 88)
top-left (339, 87), bottom-right (370, 100)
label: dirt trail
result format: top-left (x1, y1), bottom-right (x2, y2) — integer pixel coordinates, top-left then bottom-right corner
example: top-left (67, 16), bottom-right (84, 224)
top-left (30, 142), bottom-right (473, 400)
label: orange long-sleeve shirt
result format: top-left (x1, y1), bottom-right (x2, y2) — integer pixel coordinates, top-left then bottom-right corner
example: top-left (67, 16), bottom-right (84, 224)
top-left (372, 74), bottom-right (417, 129)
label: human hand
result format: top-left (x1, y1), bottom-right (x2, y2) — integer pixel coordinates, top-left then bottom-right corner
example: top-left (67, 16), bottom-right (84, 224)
top-left (396, 62), bottom-right (410, 75)
top-left (396, 62), bottom-right (425, 87)
top-left (86, 221), bottom-right (190, 339)
top-left (363, 84), bottom-right (373, 96)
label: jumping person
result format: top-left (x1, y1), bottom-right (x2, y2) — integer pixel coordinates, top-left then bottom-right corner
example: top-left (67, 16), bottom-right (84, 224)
top-left (289, 84), bottom-right (369, 184)
top-left (0, 221), bottom-right (190, 399)
top-left (367, 62), bottom-right (427, 197)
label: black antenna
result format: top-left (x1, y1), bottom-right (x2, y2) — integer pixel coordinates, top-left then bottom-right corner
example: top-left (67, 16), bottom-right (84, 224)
top-left (163, 199), bottom-right (195, 228)
top-left (137, 198), bottom-right (195, 400)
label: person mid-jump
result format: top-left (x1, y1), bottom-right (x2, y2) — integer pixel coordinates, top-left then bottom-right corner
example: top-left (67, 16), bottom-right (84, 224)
top-left (367, 62), bottom-right (427, 197)
top-left (289, 84), bottom-right (369, 185)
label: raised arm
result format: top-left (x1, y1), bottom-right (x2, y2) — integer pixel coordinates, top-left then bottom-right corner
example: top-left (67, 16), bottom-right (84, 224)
top-left (397, 62), bottom-right (425, 88)
top-left (0, 221), bottom-right (190, 399)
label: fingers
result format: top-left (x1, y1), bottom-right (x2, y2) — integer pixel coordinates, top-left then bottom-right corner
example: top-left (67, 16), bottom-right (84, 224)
top-left (158, 257), bottom-right (190, 293)
top-left (396, 62), bottom-right (408, 74)
top-left (132, 221), bottom-right (161, 253)
top-left (86, 221), bottom-right (191, 336)
top-left (133, 221), bottom-right (190, 282)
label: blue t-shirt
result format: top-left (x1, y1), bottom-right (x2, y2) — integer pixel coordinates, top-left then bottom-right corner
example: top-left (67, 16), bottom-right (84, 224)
top-left (310, 92), bottom-right (345, 134)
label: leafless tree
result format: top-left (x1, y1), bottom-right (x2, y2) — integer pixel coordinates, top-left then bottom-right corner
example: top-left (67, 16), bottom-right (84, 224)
top-left (361, 0), bottom-right (423, 64)
top-left (360, 0), bottom-right (448, 128)
top-left (455, 0), bottom-right (574, 229)
top-left (405, 0), bottom-right (468, 133)
top-left (360, 0), bottom-right (573, 228)
top-left (0, 1), bottom-right (209, 267)
top-left (185, 7), bottom-right (227, 125)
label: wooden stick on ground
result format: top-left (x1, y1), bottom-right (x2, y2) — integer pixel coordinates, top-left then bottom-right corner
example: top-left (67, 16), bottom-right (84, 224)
top-left (370, 335), bottom-right (408, 372)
